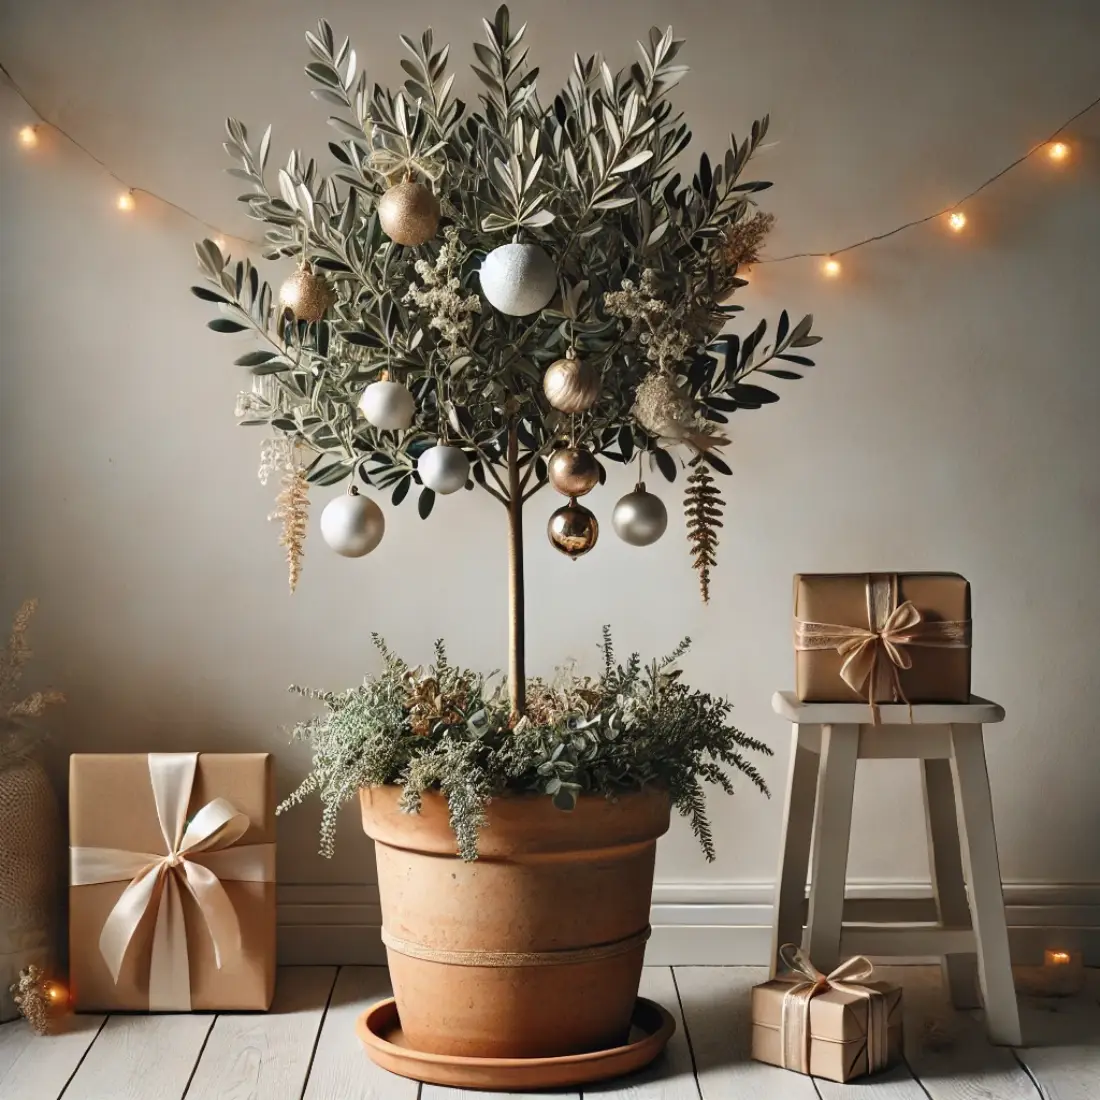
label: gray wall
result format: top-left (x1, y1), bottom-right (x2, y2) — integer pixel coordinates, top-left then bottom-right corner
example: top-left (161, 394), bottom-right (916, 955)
top-left (2, 1), bottom-right (1098, 904)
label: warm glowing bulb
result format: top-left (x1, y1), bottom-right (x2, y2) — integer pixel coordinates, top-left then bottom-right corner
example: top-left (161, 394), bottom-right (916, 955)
top-left (822, 258), bottom-right (841, 278)
top-left (1047, 141), bottom-right (1070, 162)
top-left (213, 236), bottom-right (227, 250)
top-left (948, 211), bottom-right (967, 232)
top-left (18, 124), bottom-right (39, 148)
top-left (1047, 950), bottom-right (1071, 965)
top-left (44, 980), bottom-right (68, 1003)
top-left (117, 191), bottom-right (135, 212)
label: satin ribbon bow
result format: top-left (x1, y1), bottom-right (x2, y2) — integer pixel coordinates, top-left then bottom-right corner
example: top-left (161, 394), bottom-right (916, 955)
top-left (794, 574), bottom-right (971, 721)
top-left (70, 752), bottom-right (275, 1011)
top-left (777, 944), bottom-right (890, 1076)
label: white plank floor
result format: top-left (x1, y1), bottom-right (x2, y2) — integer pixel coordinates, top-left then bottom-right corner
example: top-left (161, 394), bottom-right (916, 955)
top-left (1, 966), bottom-right (1096, 1099)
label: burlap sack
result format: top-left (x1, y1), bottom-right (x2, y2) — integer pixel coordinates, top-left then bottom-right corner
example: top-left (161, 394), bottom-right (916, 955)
top-left (0, 756), bottom-right (60, 1021)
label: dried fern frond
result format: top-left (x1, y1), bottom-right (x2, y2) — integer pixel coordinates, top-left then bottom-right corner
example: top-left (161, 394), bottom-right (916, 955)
top-left (270, 465), bottom-right (310, 593)
top-left (684, 459), bottom-right (724, 603)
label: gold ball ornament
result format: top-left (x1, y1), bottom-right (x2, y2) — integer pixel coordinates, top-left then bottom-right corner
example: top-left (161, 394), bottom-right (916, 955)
top-left (542, 349), bottom-right (599, 413)
top-left (548, 446), bottom-right (600, 497)
top-left (547, 497), bottom-right (599, 558)
top-left (279, 268), bottom-right (336, 323)
top-left (378, 180), bottom-right (440, 246)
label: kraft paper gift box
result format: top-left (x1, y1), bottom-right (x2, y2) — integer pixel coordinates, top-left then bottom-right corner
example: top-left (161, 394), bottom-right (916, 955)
top-left (69, 752), bottom-right (276, 1011)
top-left (751, 973), bottom-right (903, 1082)
top-left (793, 572), bottom-right (972, 705)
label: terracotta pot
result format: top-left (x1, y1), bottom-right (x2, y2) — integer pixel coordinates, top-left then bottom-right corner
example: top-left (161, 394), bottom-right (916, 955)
top-left (360, 785), bottom-right (671, 1059)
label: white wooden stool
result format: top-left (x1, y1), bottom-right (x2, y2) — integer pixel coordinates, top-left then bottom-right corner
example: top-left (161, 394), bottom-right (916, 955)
top-left (769, 691), bottom-right (1022, 1045)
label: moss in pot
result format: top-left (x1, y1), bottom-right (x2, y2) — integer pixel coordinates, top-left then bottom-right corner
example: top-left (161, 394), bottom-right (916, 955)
top-left (280, 630), bottom-right (770, 1058)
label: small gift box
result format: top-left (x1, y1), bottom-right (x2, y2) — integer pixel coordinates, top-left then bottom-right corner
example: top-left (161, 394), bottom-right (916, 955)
top-left (752, 948), bottom-right (903, 1082)
top-left (69, 752), bottom-right (276, 1011)
top-left (793, 572), bottom-right (971, 706)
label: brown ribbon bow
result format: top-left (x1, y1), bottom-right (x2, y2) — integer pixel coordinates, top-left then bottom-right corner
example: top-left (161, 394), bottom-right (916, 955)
top-left (793, 573), bottom-right (970, 720)
top-left (777, 944), bottom-right (889, 1076)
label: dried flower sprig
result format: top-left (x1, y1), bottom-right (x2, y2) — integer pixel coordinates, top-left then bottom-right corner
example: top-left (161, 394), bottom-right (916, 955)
top-left (10, 965), bottom-right (53, 1034)
top-left (1, 601), bottom-right (65, 766)
top-left (403, 227), bottom-right (481, 350)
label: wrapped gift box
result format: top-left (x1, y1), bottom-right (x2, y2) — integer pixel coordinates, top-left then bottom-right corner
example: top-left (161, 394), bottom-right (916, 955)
top-left (751, 976), bottom-right (903, 1082)
top-left (793, 572), bottom-right (971, 704)
top-left (69, 752), bottom-right (276, 1011)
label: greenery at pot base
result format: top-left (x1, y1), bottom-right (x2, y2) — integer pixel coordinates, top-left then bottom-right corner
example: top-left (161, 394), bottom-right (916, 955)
top-left (279, 628), bottom-right (770, 861)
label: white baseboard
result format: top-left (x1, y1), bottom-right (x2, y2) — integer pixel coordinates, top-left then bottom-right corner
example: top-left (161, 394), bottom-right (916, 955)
top-left (277, 880), bottom-right (1100, 966)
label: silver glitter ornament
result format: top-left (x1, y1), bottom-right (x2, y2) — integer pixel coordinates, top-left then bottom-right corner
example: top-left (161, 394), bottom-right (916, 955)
top-left (479, 243), bottom-right (557, 316)
top-left (417, 443), bottom-right (470, 495)
top-left (320, 487), bottom-right (385, 557)
top-left (612, 482), bottom-right (668, 546)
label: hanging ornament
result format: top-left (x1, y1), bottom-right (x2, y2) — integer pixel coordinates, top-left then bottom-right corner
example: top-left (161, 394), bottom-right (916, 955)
top-left (320, 486), bottom-right (385, 557)
top-left (278, 265), bottom-right (336, 323)
top-left (480, 243), bottom-right (557, 316)
top-left (378, 180), bottom-right (441, 247)
top-left (547, 497), bottom-right (599, 558)
top-left (417, 443), bottom-right (470, 495)
top-left (612, 482), bottom-right (668, 546)
top-left (542, 348), bottom-right (599, 413)
top-left (359, 377), bottom-right (416, 430)
top-left (548, 446), bottom-right (600, 497)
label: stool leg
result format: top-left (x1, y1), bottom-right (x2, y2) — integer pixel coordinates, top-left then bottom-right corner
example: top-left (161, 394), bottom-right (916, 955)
top-left (923, 755), bottom-right (980, 1008)
top-left (770, 724), bottom-right (821, 976)
top-left (949, 723), bottom-right (1022, 1045)
top-left (805, 723), bottom-right (859, 973)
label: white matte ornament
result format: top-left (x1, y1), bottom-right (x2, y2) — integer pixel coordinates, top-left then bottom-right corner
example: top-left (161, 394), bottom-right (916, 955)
top-left (359, 379), bottom-right (415, 430)
top-left (417, 443), bottom-right (470, 495)
top-left (320, 488), bottom-right (385, 557)
top-left (480, 243), bottom-right (557, 316)
top-left (612, 483), bottom-right (668, 546)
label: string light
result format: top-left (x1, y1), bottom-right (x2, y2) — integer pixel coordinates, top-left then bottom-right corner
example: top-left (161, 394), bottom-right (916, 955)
top-left (1, 58), bottom-right (1097, 273)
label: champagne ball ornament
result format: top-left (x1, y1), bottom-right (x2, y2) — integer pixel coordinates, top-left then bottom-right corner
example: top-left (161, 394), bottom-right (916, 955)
top-left (359, 378), bottom-right (416, 430)
top-left (612, 482), bottom-right (668, 546)
top-left (480, 243), bottom-right (557, 316)
top-left (417, 443), bottom-right (470, 495)
top-left (320, 487), bottom-right (385, 557)
top-left (543, 349), bottom-right (599, 413)
top-left (278, 267), bottom-right (335, 323)
top-left (547, 497), bottom-right (599, 558)
top-left (548, 446), bottom-right (600, 497)
top-left (378, 180), bottom-right (440, 246)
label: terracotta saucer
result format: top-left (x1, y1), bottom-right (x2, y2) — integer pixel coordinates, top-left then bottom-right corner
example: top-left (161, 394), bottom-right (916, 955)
top-left (356, 996), bottom-right (676, 1090)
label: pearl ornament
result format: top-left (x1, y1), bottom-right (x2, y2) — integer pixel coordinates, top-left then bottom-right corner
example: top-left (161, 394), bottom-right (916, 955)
top-left (417, 443), bottom-right (470, 495)
top-left (359, 379), bottom-right (416, 430)
top-left (320, 488), bottom-right (385, 557)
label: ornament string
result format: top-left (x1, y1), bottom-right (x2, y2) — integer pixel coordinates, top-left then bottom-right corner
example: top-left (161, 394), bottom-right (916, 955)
top-left (2, 59), bottom-right (1097, 266)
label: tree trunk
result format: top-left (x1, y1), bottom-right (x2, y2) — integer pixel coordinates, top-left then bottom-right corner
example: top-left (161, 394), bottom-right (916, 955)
top-left (506, 420), bottom-right (526, 716)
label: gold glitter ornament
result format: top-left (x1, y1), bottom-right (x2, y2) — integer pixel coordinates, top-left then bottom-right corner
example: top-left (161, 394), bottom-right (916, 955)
top-left (547, 497), bottom-right (599, 558)
top-left (548, 446), bottom-right (600, 497)
top-left (279, 267), bottom-right (336, 322)
top-left (378, 180), bottom-right (440, 246)
top-left (542, 349), bottom-right (599, 413)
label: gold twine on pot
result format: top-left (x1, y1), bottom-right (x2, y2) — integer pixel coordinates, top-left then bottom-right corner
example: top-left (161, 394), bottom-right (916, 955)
top-left (380, 925), bottom-right (651, 967)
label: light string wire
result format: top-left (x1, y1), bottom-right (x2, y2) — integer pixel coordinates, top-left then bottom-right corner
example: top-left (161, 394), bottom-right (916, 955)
top-left (3, 58), bottom-right (1098, 267)
top-left (762, 89), bottom-right (1100, 263)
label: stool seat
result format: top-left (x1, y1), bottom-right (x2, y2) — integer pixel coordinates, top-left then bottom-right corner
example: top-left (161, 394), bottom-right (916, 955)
top-left (772, 691), bottom-right (1005, 726)
top-left (768, 692), bottom-right (1021, 1046)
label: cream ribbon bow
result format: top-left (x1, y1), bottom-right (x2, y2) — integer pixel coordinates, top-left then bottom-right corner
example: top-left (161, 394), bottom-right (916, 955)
top-left (777, 944), bottom-right (889, 1076)
top-left (70, 753), bottom-right (275, 1011)
top-left (794, 573), bottom-right (971, 719)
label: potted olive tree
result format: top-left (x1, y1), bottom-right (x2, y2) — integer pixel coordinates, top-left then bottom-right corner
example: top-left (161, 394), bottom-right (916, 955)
top-left (193, 6), bottom-right (819, 1083)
